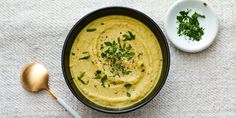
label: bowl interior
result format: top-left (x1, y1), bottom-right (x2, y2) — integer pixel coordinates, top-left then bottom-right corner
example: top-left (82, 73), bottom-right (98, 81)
top-left (62, 7), bottom-right (170, 113)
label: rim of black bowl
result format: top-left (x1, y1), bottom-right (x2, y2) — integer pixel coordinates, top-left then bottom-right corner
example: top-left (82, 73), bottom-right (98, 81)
top-left (62, 6), bottom-right (170, 114)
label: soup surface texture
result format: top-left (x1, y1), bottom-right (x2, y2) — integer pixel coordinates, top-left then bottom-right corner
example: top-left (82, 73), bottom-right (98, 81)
top-left (69, 15), bottom-right (163, 108)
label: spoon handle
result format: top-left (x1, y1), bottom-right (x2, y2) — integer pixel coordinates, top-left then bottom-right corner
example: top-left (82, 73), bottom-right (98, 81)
top-left (47, 88), bottom-right (81, 118)
top-left (57, 98), bottom-right (81, 118)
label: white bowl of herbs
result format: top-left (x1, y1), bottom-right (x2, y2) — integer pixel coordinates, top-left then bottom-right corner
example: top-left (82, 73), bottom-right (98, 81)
top-left (165, 0), bottom-right (218, 53)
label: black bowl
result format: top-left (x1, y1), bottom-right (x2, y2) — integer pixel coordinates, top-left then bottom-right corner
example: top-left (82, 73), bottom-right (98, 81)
top-left (62, 6), bottom-right (170, 114)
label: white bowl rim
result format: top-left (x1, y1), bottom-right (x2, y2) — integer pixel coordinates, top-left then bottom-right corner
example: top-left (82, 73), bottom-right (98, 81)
top-left (165, 0), bottom-right (219, 53)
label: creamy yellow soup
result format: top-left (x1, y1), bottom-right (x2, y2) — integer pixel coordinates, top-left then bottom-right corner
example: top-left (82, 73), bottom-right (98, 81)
top-left (69, 15), bottom-right (163, 108)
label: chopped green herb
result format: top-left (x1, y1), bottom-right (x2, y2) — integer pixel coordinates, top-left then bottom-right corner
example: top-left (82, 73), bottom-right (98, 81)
top-left (77, 72), bottom-right (87, 85)
top-left (124, 83), bottom-right (132, 89)
top-left (101, 52), bottom-right (106, 58)
top-left (126, 92), bottom-right (131, 97)
top-left (177, 9), bottom-right (205, 41)
top-left (79, 52), bottom-right (90, 60)
top-left (104, 42), bottom-right (113, 46)
top-left (79, 72), bottom-right (85, 78)
top-left (94, 75), bottom-right (101, 79)
top-left (123, 31), bottom-right (135, 41)
top-left (78, 77), bottom-right (86, 84)
top-left (123, 70), bottom-right (132, 75)
top-left (87, 28), bottom-right (96, 32)
top-left (82, 52), bottom-right (89, 54)
top-left (94, 70), bottom-right (102, 79)
top-left (101, 75), bottom-right (108, 88)
top-left (127, 44), bottom-right (132, 50)
top-left (126, 52), bottom-right (135, 60)
top-left (93, 70), bottom-right (109, 87)
top-left (100, 37), bottom-right (135, 76)
top-left (79, 55), bottom-right (90, 60)
top-left (96, 70), bottom-right (101, 74)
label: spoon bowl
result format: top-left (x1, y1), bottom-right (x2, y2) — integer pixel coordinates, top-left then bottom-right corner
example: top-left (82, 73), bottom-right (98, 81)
top-left (21, 63), bottom-right (49, 92)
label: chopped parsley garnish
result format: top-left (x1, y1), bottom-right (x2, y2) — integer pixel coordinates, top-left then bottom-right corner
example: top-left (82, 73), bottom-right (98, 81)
top-left (101, 75), bottom-right (108, 88)
top-left (104, 42), bottom-right (113, 46)
top-left (87, 28), bottom-right (96, 32)
top-left (77, 72), bottom-right (88, 85)
top-left (100, 32), bottom-right (136, 76)
top-left (177, 9), bottom-right (205, 41)
top-left (93, 70), bottom-right (108, 87)
top-left (126, 92), bottom-right (131, 97)
top-left (94, 70), bottom-right (102, 79)
top-left (79, 56), bottom-right (90, 60)
top-left (123, 70), bottom-right (132, 75)
top-left (79, 52), bottom-right (90, 60)
top-left (123, 31), bottom-right (135, 41)
top-left (82, 52), bottom-right (89, 54)
top-left (124, 83), bottom-right (132, 89)
top-left (96, 70), bottom-right (102, 74)
top-left (88, 31), bottom-right (138, 88)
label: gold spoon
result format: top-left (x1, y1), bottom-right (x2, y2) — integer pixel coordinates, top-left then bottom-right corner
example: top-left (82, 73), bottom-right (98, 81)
top-left (20, 63), bottom-right (81, 118)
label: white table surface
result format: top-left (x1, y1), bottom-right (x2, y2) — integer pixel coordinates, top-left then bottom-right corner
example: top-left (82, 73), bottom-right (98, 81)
top-left (0, 0), bottom-right (235, 117)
